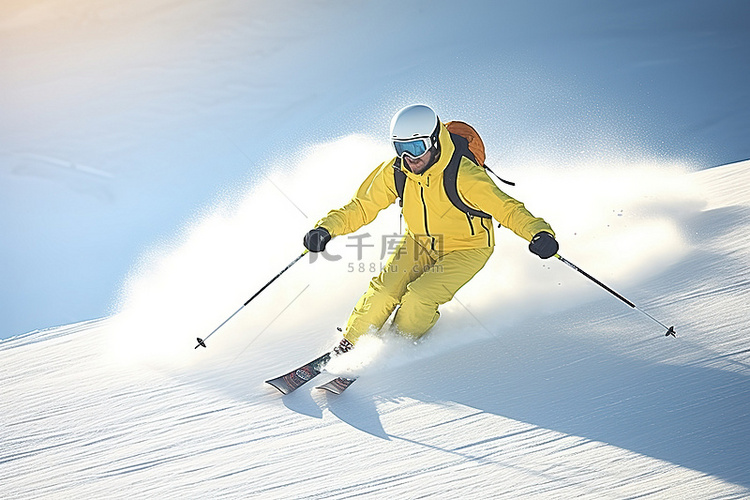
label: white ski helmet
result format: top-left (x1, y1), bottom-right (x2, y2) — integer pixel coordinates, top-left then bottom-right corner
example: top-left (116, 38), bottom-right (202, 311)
top-left (390, 104), bottom-right (440, 158)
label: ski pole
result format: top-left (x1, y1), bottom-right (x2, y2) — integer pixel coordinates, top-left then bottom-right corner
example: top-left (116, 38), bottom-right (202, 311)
top-left (195, 250), bottom-right (309, 349)
top-left (555, 254), bottom-right (676, 337)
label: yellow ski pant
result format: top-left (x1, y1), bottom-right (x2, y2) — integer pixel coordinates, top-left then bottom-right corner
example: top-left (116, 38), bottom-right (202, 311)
top-left (344, 235), bottom-right (493, 343)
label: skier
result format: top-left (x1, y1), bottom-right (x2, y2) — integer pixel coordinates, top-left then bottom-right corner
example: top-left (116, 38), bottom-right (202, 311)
top-left (303, 104), bottom-right (559, 354)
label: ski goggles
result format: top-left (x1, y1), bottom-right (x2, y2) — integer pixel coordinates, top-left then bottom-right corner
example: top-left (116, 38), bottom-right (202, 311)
top-left (392, 136), bottom-right (434, 159)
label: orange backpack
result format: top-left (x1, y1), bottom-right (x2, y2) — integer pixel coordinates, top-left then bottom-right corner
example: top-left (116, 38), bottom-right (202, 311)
top-left (445, 121), bottom-right (487, 167)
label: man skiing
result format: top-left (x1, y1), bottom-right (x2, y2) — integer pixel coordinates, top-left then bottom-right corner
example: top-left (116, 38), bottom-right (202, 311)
top-left (303, 104), bottom-right (559, 354)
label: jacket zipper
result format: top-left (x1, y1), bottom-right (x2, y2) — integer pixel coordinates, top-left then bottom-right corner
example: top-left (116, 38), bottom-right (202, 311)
top-left (480, 217), bottom-right (491, 247)
top-left (465, 213), bottom-right (475, 235)
top-left (419, 184), bottom-right (435, 251)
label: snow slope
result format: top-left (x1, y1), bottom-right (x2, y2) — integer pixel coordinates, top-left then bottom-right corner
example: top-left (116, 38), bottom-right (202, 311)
top-left (2, 159), bottom-right (749, 499)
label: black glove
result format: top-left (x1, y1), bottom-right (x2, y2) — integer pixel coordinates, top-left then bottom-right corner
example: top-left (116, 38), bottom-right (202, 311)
top-left (303, 227), bottom-right (331, 252)
top-left (528, 231), bottom-right (559, 259)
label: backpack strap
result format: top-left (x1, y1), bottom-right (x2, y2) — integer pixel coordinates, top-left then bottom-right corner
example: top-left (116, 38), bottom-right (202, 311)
top-left (393, 158), bottom-right (406, 207)
top-left (443, 133), bottom-right (492, 219)
top-left (484, 165), bottom-right (515, 186)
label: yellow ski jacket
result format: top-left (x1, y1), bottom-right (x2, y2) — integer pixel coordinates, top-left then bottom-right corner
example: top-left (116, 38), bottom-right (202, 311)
top-left (317, 122), bottom-right (554, 254)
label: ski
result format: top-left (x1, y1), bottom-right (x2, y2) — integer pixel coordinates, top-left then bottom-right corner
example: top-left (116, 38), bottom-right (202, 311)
top-left (316, 376), bottom-right (357, 395)
top-left (265, 352), bottom-right (331, 395)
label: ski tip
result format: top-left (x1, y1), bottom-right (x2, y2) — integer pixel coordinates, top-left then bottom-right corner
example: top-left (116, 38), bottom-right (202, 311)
top-left (316, 377), bottom-right (357, 395)
top-left (265, 378), bottom-right (293, 395)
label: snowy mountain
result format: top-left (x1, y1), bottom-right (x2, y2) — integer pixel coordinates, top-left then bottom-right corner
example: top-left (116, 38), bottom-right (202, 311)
top-left (2, 159), bottom-right (749, 499)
